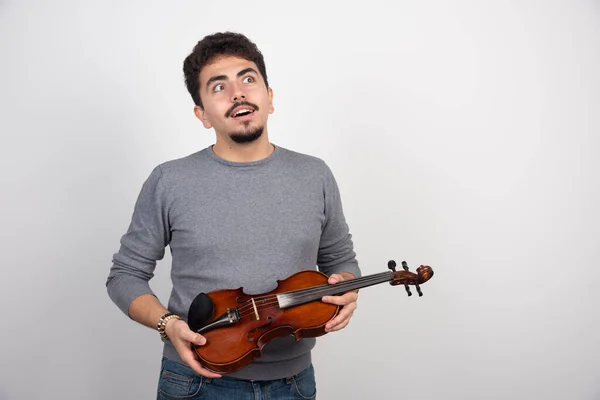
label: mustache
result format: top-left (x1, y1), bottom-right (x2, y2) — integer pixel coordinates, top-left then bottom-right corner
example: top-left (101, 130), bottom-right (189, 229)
top-left (226, 101), bottom-right (260, 118)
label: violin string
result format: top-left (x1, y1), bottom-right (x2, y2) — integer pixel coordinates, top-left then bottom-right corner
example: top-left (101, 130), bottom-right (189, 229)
top-left (239, 299), bottom-right (280, 316)
top-left (238, 271), bottom-right (393, 314)
top-left (237, 272), bottom-right (393, 318)
top-left (237, 273), bottom-right (394, 319)
top-left (280, 273), bottom-right (393, 308)
top-left (237, 296), bottom-right (278, 315)
top-left (277, 272), bottom-right (391, 303)
top-left (276, 272), bottom-right (392, 300)
top-left (237, 300), bottom-right (281, 320)
top-left (239, 302), bottom-right (282, 320)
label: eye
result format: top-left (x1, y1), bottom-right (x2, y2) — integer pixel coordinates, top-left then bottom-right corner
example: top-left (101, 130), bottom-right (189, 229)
top-left (213, 83), bottom-right (224, 92)
top-left (243, 76), bottom-right (255, 83)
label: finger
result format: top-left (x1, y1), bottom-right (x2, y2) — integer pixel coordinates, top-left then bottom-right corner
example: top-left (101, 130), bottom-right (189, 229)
top-left (328, 317), bottom-right (350, 332)
top-left (322, 292), bottom-right (358, 306)
top-left (181, 328), bottom-right (207, 346)
top-left (325, 310), bottom-right (353, 332)
top-left (181, 352), bottom-right (222, 378)
top-left (174, 328), bottom-right (221, 378)
top-left (325, 304), bottom-right (356, 331)
top-left (180, 345), bottom-right (222, 378)
top-left (328, 274), bottom-right (343, 284)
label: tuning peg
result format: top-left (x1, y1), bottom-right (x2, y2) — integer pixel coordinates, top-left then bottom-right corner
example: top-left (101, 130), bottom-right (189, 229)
top-left (401, 261), bottom-right (409, 271)
top-left (399, 261), bottom-right (412, 296)
top-left (387, 260), bottom-right (396, 272)
top-left (388, 260), bottom-right (400, 288)
top-left (402, 261), bottom-right (423, 297)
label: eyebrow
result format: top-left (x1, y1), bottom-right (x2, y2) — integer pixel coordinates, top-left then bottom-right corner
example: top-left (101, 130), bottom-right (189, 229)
top-left (205, 67), bottom-right (259, 89)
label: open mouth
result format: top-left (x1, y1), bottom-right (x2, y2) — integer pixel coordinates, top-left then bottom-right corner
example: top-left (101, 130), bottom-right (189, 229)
top-left (231, 108), bottom-right (255, 118)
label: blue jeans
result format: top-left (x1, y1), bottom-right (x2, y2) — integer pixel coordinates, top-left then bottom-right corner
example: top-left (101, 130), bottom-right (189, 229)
top-left (157, 357), bottom-right (317, 399)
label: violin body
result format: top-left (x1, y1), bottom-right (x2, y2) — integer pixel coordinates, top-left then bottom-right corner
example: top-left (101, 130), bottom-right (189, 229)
top-left (188, 261), bottom-right (433, 374)
top-left (191, 270), bottom-right (339, 374)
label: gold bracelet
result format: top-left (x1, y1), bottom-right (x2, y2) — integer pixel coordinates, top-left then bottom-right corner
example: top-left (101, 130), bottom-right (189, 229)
top-left (157, 312), bottom-right (181, 340)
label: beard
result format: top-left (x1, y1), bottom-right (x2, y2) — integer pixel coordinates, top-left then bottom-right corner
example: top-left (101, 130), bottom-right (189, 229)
top-left (229, 123), bottom-right (264, 144)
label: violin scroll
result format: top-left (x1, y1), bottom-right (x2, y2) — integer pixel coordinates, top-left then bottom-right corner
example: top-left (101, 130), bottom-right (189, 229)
top-left (416, 265), bottom-right (434, 282)
top-left (388, 260), bottom-right (434, 296)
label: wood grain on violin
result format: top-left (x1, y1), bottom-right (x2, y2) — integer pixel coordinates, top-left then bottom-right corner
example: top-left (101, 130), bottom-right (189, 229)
top-left (187, 260), bottom-right (433, 374)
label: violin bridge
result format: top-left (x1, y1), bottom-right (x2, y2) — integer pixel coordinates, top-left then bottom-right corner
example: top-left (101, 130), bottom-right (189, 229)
top-left (251, 298), bottom-right (260, 320)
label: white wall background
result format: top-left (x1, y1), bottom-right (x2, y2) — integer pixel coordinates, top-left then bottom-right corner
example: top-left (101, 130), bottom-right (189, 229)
top-left (1, 0), bottom-right (599, 399)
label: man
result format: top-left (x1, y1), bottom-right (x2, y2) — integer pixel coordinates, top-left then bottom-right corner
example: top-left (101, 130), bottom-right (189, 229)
top-left (106, 31), bottom-right (361, 399)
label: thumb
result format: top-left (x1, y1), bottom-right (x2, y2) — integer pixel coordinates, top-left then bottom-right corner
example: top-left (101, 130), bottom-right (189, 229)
top-left (181, 326), bottom-right (207, 346)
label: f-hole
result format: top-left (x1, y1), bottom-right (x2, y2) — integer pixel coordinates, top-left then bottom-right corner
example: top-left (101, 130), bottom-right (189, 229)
top-left (246, 317), bottom-right (274, 342)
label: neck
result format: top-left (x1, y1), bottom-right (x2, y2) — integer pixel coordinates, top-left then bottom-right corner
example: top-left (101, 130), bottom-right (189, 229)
top-left (276, 272), bottom-right (394, 309)
top-left (212, 133), bottom-right (274, 163)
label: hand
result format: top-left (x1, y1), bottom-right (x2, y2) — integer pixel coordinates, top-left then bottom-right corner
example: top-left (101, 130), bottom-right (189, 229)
top-left (321, 272), bottom-right (359, 333)
top-left (164, 318), bottom-right (222, 378)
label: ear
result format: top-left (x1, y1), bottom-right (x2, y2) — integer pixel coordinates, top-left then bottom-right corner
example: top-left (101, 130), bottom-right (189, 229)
top-left (194, 106), bottom-right (213, 129)
top-left (267, 87), bottom-right (274, 114)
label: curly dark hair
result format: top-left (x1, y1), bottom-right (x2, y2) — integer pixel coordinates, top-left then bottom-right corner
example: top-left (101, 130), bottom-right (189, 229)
top-left (183, 32), bottom-right (269, 109)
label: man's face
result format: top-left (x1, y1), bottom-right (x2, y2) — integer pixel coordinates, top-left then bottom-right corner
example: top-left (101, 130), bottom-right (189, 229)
top-left (195, 55), bottom-right (274, 143)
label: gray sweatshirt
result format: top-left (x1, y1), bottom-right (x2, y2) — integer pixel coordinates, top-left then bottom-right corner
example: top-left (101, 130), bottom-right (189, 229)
top-left (106, 144), bottom-right (361, 380)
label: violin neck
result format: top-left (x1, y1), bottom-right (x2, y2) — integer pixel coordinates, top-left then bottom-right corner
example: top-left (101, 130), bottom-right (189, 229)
top-left (277, 271), bottom-right (393, 309)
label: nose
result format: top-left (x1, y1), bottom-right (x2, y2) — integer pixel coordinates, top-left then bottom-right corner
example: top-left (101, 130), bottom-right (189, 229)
top-left (231, 82), bottom-right (246, 103)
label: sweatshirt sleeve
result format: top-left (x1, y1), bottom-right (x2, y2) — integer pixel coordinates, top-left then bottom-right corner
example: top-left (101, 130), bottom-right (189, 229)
top-left (316, 163), bottom-right (361, 278)
top-left (106, 165), bottom-right (172, 317)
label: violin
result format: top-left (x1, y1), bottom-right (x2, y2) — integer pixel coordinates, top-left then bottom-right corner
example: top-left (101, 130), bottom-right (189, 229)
top-left (187, 260), bottom-right (433, 374)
